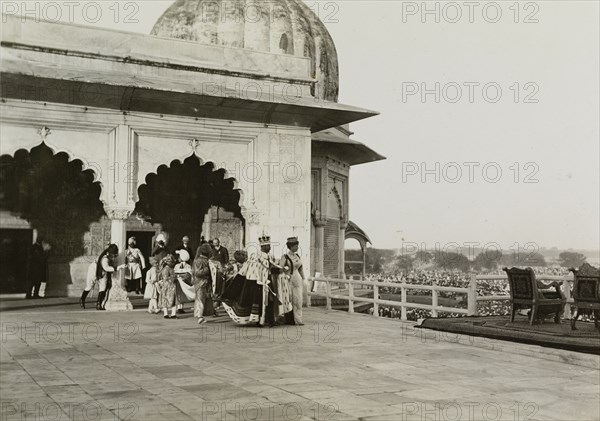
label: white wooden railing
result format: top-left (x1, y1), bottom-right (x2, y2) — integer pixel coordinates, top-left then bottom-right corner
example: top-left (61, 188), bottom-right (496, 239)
top-left (307, 273), bottom-right (574, 321)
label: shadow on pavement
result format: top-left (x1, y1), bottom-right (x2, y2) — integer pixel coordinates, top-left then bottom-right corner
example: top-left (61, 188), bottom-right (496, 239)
top-left (0, 295), bottom-right (149, 312)
top-left (418, 315), bottom-right (600, 355)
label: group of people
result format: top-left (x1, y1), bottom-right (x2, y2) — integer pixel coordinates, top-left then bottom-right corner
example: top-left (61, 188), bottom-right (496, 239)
top-left (79, 232), bottom-right (307, 327)
top-left (219, 234), bottom-right (306, 327)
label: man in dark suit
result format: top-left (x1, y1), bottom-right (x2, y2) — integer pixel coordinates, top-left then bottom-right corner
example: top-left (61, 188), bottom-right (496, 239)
top-left (211, 238), bottom-right (229, 266)
top-left (26, 237), bottom-right (48, 299)
top-left (175, 235), bottom-right (195, 262)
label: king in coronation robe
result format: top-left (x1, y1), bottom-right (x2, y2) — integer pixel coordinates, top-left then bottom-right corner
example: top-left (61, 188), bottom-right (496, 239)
top-left (221, 235), bottom-right (290, 327)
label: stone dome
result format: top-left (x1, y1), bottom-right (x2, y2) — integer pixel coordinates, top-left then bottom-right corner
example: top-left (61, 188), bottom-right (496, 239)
top-left (151, 0), bottom-right (339, 102)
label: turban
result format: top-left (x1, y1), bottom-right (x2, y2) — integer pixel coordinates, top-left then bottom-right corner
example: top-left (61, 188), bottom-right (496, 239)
top-left (177, 249), bottom-right (190, 262)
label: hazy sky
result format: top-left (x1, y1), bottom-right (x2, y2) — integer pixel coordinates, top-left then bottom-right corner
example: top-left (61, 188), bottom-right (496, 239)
top-left (8, 1), bottom-right (599, 252)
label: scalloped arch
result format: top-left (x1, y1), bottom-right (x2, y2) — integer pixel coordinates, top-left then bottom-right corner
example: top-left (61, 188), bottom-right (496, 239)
top-left (0, 141), bottom-right (108, 208)
top-left (139, 152), bottom-right (246, 212)
top-left (136, 153), bottom-right (246, 223)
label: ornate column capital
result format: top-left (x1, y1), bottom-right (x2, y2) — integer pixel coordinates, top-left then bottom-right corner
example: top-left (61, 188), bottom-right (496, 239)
top-left (312, 208), bottom-right (327, 227)
top-left (339, 213), bottom-right (349, 230)
top-left (313, 219), bottom-right (327, 228)
top-left (241, 207), bottom-right (261, 226)
top-left (105, 207), bottom-right (134, 220)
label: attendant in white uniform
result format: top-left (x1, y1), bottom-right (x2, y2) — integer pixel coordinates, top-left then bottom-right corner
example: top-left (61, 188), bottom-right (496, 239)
top-left (144, 256), bottom-right (160, 314)
top-left (125, 237), bottom-right (146, 294)
top-left (79, 258), bottom-right (98, 309)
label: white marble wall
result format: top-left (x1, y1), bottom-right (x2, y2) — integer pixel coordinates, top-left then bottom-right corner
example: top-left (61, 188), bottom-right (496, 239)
top-left (248, 131), bottom-right (312, 264)
top-left (0, 101), bottom-right (313, 294)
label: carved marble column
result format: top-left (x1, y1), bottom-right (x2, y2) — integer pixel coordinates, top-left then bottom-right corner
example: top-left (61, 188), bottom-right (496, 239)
top-left (106, 208), bottom-right (132, 249)
top-left (241, 206), bottom-right (262, 253)
top-left (313, 215), bottom-right (327, 277)
top-left (362, 245), bottom-right (367, 281)
top-left (201, 210), bottom-right (212, 241)
top-left (339, 218), bottom-right (348, 280)
top-left (105, 208), bottom-right (133, 312)
top-left (312, 215), bottom-right (328, 295)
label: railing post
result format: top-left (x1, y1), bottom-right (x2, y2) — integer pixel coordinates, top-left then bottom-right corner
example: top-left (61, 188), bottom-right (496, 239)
top-left (562, 276), bottom-right (572, 320)
top-left (348, 279), bottom-right (354, 314)
top-left (467, 274), bottom-right (478, 316)
top-left (373, 283), bottom-right (379, 317)
top-left (326, 280), bottom-right (332, 311)
top-left (431, 285), bottom-right (438, 318)
top-left (401, 285), bottom-right (407, 321)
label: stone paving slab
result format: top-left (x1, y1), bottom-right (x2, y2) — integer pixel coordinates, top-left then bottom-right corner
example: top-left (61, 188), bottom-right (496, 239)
top-left (0, 307), bottom-right (598, 420)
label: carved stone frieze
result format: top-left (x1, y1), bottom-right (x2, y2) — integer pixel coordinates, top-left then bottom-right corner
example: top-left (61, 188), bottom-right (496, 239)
top-left (105, 208), bottom-right (133, 220)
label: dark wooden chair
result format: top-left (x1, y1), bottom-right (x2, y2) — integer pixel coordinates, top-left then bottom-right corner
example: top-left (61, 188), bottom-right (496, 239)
top-left (503, 267), bottom-right (563, 325)
top-left (569, 263), bottom-right (600, 331)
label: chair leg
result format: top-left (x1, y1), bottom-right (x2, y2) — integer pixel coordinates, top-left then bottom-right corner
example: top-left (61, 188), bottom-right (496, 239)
top-left (510, 303), bottom-right (516, 323)
top-left (530, 305), bottom-right (538, 325)
top-left (554, 308), bottom-right (561, 324)
top-left (594, 310), bottom-right (600, 330)
top-left (571, 308), bottom-right (579, 330)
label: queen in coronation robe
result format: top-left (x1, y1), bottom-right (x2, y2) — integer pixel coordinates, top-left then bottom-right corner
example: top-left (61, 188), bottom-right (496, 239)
top-left (221, 235), bottom-right (290, 326)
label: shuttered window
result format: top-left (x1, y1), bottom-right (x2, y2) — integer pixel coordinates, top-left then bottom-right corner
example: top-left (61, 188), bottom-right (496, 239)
top-left (323, 218), bottom-right (340, 277)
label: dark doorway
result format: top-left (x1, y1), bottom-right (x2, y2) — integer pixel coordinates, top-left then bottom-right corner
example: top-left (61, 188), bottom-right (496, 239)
top-left (134, 155), bottom-right (244, 250)
top-left (0, 142), bottom-right (105, 296)
top-left (0, 229), bottom-right (33, 293)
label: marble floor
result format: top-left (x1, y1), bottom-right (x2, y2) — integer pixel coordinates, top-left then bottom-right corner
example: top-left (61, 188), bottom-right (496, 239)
top-left (1, 306), bottom-right (598, 420)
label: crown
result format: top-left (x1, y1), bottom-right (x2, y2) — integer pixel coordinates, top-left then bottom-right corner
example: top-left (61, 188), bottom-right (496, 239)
top-left (259, 235), bottom-right (271, 246)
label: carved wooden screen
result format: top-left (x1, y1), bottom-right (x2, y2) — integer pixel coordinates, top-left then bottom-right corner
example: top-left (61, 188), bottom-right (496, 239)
top-left (323, 218), bottom-right (339, 277)
top-left (85, 217), bottom-right (111, 258)
top-left (310, 219), bottom-right (316, 276)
